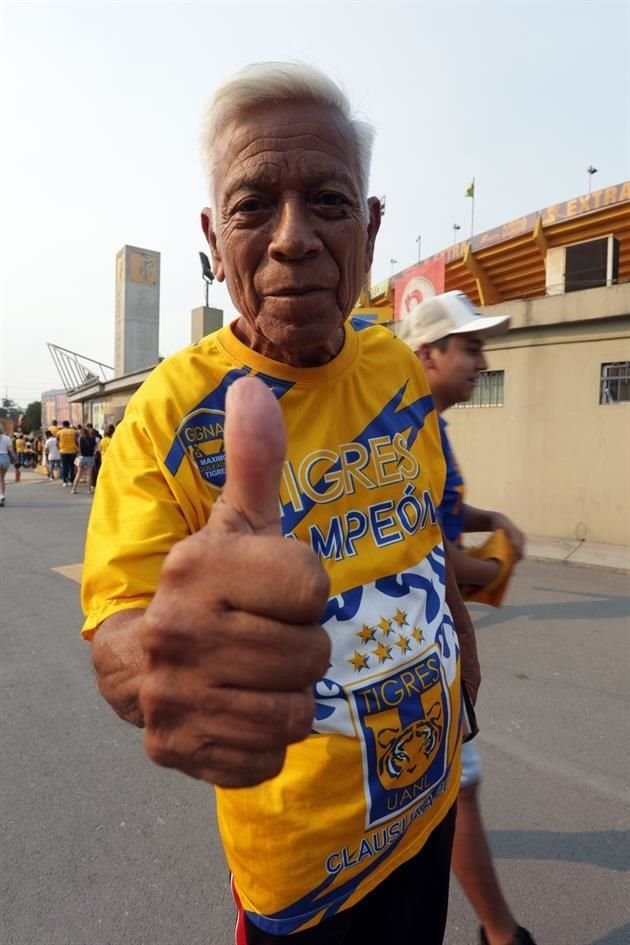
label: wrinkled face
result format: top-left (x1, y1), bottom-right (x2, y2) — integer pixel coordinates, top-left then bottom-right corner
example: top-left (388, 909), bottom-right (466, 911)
top-left (202, 102), bottom-right (381, 366)
top-left (426, 334), bottom-right (489, 406)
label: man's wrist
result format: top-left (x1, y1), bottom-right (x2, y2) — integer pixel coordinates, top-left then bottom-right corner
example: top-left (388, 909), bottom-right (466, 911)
top-left (91, 611), bottom-right (146, 728)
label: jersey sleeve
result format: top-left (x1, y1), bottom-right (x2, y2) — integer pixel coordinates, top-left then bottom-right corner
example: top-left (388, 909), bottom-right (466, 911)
top-left (436, 419), bottom-right (465, 544)
top-left (80, 406), bottom-right (191, 639)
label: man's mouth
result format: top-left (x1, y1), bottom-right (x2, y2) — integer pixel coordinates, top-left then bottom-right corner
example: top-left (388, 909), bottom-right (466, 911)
top-left (267, 287), bottom-right (329, 297)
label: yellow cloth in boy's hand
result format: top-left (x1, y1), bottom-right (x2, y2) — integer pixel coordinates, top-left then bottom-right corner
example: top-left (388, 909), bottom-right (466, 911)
top-left (460, 528), bottom-right (518, 607)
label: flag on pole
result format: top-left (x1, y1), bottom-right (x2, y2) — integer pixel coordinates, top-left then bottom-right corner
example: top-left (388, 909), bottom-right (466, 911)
top-left (465, 178), bottom-right (476, 239)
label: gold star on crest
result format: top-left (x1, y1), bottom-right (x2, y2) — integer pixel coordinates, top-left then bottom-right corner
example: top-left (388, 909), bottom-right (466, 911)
top-left (393, 609), bottom-right (409, 628)
top-left (372, 641), bottom-right (393, 664)
top-left (348, 650), bottom-right (370, 672)
top-left (357, 624), bottom-right (376, 644)
top-left (377, 616), bottom-right (393, 636)
top-left (396, 634), bottom-right (411, 654)
top-left (412, 626), bottom-right (425, 644)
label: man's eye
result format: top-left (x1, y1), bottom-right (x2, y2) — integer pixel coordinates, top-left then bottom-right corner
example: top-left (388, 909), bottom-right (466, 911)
top-left (314, 192), bottom-right (348, 207)
top-left (234, 198), bottom-right (267, 213)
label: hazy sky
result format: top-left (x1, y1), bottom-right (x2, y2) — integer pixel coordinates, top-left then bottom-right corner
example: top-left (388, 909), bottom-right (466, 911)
top-left (1, 0), bottom-right (628, 405)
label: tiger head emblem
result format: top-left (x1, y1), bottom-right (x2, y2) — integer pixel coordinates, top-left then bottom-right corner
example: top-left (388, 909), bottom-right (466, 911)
top-left (376, 702), bottom-right (443, 789)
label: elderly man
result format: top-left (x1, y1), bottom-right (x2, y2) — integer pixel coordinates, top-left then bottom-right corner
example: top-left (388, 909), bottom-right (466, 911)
top-left (82, 63), bottom-right (479, 945)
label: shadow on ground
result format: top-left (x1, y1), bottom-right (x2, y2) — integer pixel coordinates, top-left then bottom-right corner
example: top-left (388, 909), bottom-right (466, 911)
top-left (590, 924), bottom-right (630, 945)
top-left (488, 828), bottom-right (629, 871)
top-left (470, 588), bottom-right (630, 630)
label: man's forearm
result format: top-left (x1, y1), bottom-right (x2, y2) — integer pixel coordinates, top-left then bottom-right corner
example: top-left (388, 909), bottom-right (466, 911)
top-left (90, 610), bottom-right (146, 727)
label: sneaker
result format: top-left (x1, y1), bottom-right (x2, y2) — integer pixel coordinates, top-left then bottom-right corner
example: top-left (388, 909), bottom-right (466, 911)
top-left (480, 927), bottom-right (537, 945)
top-left (62, 482), bottom-right (68, 488)
top-left (0, 495), bottom-right (5, 507)
top-left (71, 488), bottom-right (78, 494)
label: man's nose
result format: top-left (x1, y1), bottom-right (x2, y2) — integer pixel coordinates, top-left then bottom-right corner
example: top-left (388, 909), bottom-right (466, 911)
top-left (268, 198), bottom-right (322, 261)
top-left (478, 350), bottom-right (488, 372)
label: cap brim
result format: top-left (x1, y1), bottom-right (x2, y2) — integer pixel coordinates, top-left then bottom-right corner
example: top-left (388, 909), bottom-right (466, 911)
top-left (448, 314), bottom-right (511, 338)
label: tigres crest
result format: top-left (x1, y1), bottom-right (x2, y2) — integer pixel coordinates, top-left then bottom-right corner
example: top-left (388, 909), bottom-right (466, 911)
top-left (348, 647), bottom-right (450, 827)
top-left (376, 701), bottom-right (443, 790)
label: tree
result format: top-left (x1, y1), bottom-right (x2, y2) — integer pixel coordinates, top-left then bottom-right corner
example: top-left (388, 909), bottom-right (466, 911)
top-left (22, 401), bottom-right (42, 434)
top-left (0, 398), bottom-right (24, 421)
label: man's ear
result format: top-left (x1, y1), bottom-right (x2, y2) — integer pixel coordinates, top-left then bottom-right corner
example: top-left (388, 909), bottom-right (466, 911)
top-left (364, 196), bottom-right (382, 271)
top-left (200, 208), bottom-right (224, 282)
top-left (417, 342), bottom-right (435, 372)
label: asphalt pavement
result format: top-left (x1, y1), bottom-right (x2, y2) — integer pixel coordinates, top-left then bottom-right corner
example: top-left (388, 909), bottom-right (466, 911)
top-left (1, 473), bottom-right (629, 945)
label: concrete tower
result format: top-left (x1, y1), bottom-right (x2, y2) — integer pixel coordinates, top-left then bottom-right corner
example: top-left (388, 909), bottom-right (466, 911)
top-left (114, 245), bottom-right (160, 376)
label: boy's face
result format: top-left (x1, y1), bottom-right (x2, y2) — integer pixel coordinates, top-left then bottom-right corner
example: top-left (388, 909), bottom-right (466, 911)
top-left (425, 333), bottom-right (489, 406)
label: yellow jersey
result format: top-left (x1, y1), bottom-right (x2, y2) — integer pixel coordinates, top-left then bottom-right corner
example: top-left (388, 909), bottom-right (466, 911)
top-left (81, 319), bottom-right (462, 935)
top-left (57, 428), bottom-right (77, 454)
top-left (99, 436), bottom-right (112, 456)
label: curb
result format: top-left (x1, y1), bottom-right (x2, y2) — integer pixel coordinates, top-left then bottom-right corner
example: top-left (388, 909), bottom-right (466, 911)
top-left (464, 533), bottom-right (630, 576)
top-left (525, 550), bottom-right (630, 576)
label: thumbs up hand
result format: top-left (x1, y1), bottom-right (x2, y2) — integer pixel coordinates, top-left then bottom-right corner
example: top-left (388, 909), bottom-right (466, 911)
top-left (139, 378), bottom-right (331, 788)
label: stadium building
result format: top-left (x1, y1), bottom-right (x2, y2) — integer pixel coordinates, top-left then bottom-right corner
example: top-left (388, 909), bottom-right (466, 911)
top-left (357, 182), bottom-right (630, 546)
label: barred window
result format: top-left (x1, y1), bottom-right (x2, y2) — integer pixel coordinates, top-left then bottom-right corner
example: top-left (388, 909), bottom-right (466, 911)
top-left (456, 370), bottom-right (505, 407)
top-left (600, 362), bottom-right (630, 404)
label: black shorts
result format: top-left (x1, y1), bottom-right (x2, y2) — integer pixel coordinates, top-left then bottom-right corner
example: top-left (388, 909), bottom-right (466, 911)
top-left (233, 802), bottom-right (456, 945)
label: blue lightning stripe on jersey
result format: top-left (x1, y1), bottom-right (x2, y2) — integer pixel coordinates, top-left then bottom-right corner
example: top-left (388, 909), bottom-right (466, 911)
top-left (280, 384), bottom-right (436, 535)
top-left (245, 826), bottom-right (407, 935)
top-left (164, 368), bottom-right (294, 476)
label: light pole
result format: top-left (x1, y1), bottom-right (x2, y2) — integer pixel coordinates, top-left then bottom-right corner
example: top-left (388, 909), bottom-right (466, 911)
top-left (453, 223), bottom-right (461, 245)
top-left (587, 165), bottom-right (598, 194)
top-left (415, 235), bottom-right (422, 263)
top-left (390, 258), bottom-right (398, 277)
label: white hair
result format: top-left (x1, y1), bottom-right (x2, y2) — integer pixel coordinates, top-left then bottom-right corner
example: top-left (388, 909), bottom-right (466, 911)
top-left (200, 61), bottom-right (375, 209)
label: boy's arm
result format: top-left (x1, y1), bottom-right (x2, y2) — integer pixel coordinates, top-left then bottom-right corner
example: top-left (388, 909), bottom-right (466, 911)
top-left (446, 537), bottom-right (500, 587)
top-left (443, 539), bottom-right (480, 704)
top-left (462, 504), bottom-right (525, 559)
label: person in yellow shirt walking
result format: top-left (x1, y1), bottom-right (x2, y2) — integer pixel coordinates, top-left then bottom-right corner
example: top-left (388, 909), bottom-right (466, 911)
top-left (57, 420), bottom-right (78, 487)
top-left (14, 433), bottom-right (26, 466)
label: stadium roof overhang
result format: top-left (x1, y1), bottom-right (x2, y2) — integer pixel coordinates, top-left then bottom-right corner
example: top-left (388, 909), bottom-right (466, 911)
top-left (368, 181), bottom-right (630, 311)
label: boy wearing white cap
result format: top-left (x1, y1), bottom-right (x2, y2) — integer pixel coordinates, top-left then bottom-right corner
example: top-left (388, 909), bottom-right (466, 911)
top-left (397, 291), bottom-right (536, 945)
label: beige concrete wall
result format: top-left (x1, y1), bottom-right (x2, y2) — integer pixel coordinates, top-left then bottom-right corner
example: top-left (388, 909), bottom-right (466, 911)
top-left (545, 246), bottom-right (565, 295)
top-left (444, 317), bottom-right (630, 545)
top-left (480, 283), bottom-right (630, 330)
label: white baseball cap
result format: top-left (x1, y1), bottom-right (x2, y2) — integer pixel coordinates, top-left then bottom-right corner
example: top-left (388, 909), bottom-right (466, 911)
top-left (395, 290), bottom-right (510, 349)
